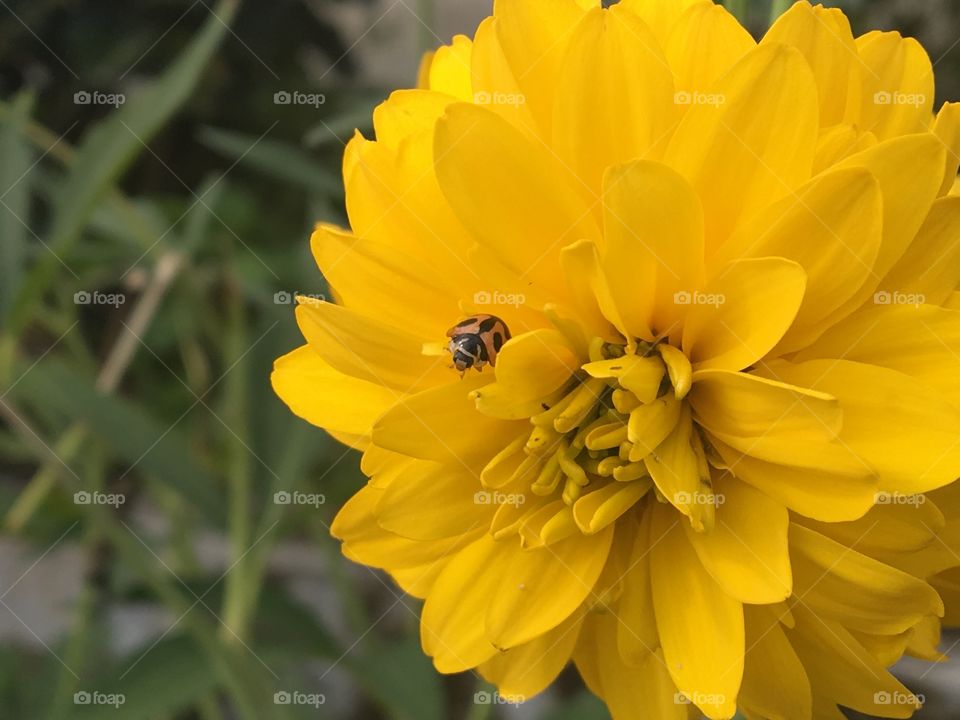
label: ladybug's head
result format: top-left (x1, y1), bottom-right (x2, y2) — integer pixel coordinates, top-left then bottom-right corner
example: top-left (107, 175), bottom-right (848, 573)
top-left (448, 334), bottom-right (486, 373)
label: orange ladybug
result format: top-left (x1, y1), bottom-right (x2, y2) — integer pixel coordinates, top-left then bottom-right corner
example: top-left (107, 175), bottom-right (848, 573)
top-left (445, 314), bottom-right (511, 373)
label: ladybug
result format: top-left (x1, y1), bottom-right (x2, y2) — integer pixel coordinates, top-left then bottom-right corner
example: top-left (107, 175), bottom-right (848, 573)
top-left (445, 314), bottom-right (511, 373)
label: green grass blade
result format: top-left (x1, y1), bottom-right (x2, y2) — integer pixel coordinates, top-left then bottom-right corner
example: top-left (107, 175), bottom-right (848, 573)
top-left (10, 0), bottom-right (239, 334)
top-left (0, 92), bottom-right (35, 323)
top-left (198, 126), bottom-right (340, 195)
top-left (12, 357), bottom-right (224, 523)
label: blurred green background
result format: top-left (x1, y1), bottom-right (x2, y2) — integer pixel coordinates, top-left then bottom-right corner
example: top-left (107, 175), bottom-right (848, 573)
top-left (0, 1), bottom-right (958, 718)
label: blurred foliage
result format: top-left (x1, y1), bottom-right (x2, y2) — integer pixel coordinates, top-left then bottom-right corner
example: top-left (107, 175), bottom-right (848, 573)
top-left (0, 0), bottom-right (957, 718)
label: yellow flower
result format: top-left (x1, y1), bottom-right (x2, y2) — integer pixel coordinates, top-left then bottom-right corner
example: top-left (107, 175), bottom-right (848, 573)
top-left (272, 1), bottom-right (960, 717)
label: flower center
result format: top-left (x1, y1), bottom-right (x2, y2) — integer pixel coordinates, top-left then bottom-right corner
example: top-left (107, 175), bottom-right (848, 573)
top-left (480, 337), bottom-right (716, 546)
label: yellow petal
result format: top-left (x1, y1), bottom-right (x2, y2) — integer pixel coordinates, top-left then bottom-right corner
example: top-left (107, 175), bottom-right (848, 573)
top-left (271, 346), bottom-right (394, 437)
top-left (421, 535), bottom-right (507, 672)
top-left (685, 476), bottom-right (791, 603)
top-left (572, 480), bottom-right (651, 535)
top-left (427, 35), bottom-right (473, 101)
top-left (795, 303), bottom-right (960, 406)
top-left (739, 605), bottom-right (811, 720)
top-left (479, 610), bottom-right (583, 700)
top-left (658, 344), bottom-right (692, 399)
top-left (416, 50), bottom-right (433, 90)
top-left (666, 2), bottom-right (755, 97)
top-left (787, 605), bottom-right (924, 719)
top-left (310, 223), bottom-right (459, 338)
top-left (618, 0), bottom-right (709, 46)
top-left (372, 374), bottom-right (522, 462)
top-left (762, 1), bottom-right (860, 126)
top-left (488, 0), bottom-right (593, 137)
top-left (881, 196), bottom-right (960, 307)
top-left (627, 392), bottom-right (681, 457)
top-left (486, 525), bottom-right (614, 648)
top-left (650, 503), bottom-right (743, 719)
top-left (469, 17), bottom-right (537, 134)
top-left (933, 102), bottom-right (960, 195)
top-left (576, 612), bottom-right (687, 720)
top-left (836, 127), bottom-right (946, 281)
top-left (690, 369), bottom-right (842, 468)
top-left (682, 257), bottom-right (806, 371)
top-left (553, 6), bottom-right (675, 190)
top-left (372, 89), bottom-right (452, 148)
top-left (905, 615), bottom-right (948, 662)
top-left (712, 438), bottom-right (878, 522)
top-left (374, 461), bottom-right (490, 541)
top-left (333, 484), bottom-right (481, 571)
top-left (790, 524), bottom-right (943, 635)
top-left (763, 359), bottom-right (960, 493)
top-left (559, 239), bottom-right (623, 343)
top-left (850, 628), bottom-right (912, 667)
top-left (343, 130), bottom-right (472, 282)
top-left (856, 31), bottom-right (934, 141)
top-left (645, 405), bottom-right (714, 531)
top-left (601, 160), bottom-right (705, 340)
top-left (295, 301), bottom-right (447, 392)
top-left (616, 510), bottom-right (660, 666)
top-left (471, 329), bottom-right (578, 420)
top-left (390, 559), bottom-right (446, 600)
top-left (812, 123), bottom-right (877, 173)
top-left (434, 103), bottom-right (599, 299)
top-left (714, 167), bottom-right (882, 354)
top-left (801, 495), bottom-right (945, 555)
top-left (664, 43), bottom-right (818, 254)
top-left (585, 355), bottom-right (665, 405)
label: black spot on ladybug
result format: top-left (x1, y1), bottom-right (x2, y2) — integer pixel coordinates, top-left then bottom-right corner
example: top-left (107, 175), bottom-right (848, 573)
top-left (493, 332), bottom-right (504, 351)
top-left (455, 317), bottom-right (478, 328)
top-left (478, 316), bottom-right (498, 333)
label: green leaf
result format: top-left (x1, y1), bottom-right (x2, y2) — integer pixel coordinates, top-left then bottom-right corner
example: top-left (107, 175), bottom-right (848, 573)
top-left (0, 92), bottom-right (35, 324)
top-left (255, 582), bottom-right (341, 659)
top-left (12, 357), bottom-right (224, 523)
top-left (10, 0), bottom-right (239, 333)
top-left (357, 639), bottom-right (445, 720)
top-left (198, 126), bottom-right (340, 195)
top-left (540, 691), bottom-right (611, 720)
top-left (66, 636), bottom-right (219, 720)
